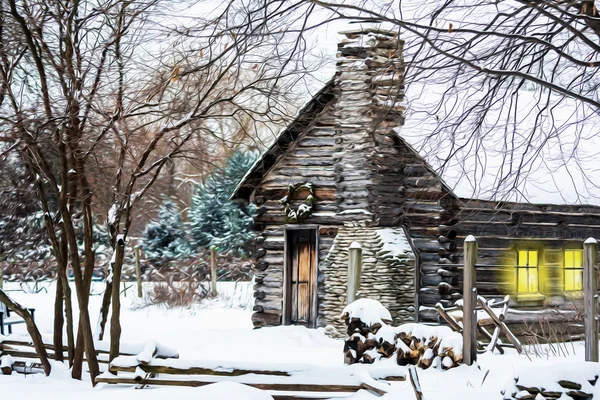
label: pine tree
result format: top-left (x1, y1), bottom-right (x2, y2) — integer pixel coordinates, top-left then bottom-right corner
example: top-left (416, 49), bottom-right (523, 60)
top-left (142, 198), bottom-right (191, 261)
top-left (188, 150), bottom-right (257, 257)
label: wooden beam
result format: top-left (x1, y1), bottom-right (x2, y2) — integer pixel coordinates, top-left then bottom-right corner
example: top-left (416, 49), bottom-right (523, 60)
top-left (109, 364), bottom-right (291, 377)
top-left (462, 235), bottom-right (477, 366)
top-left (476, 296), bottom-right (522, 353)
top-left (347, 242), bottom-right (362, 305)
top-left (584, 238), bottom-right (599, 362)
top-left (95, 376), bottom-right (367, 393)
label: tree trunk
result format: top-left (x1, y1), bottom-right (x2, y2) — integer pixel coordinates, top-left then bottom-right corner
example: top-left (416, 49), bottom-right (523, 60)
top-left (57, 237), bottom-right (75, 366)
top-left (109, 240), bottom-right (125, 361)
top-left (97, 280), bottom-right (113, 341)
top-left (72, 320), bottom-right (85, 379)
top-left (61, 208), bottom-right (100, 383)
top-left (53, 275), bottom-right (64, 362)
top-left (0, 289), bottom-right (51, 376)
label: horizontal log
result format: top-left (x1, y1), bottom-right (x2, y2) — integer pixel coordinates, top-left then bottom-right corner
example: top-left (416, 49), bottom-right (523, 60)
top-left (256, 188), bottom-right (337, 201)
top-left (109, 363), bottom-right (291, 377)
top-left (95, 376), bottom-right (370, 393)
top-left (460, 200), bottom-right (600, 215)
top-left (405, 188), bottom-right (448, 201)
top-left (421, 274), bottom-right (458, 286)
top-left (0, 349), bottom-right (109, 364)
top-left (252, 311), bottom-right (282, 326)
top-left (261, 178), bottom-right (336, 189)
top-left (454, 221), bottom-right (600, 240)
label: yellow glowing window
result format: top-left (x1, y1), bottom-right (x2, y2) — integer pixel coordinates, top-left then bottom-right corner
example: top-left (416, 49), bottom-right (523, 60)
top-left (564, 250), bottom-right (583, 291)
top-left (516, 250), bottom-right (539, 293)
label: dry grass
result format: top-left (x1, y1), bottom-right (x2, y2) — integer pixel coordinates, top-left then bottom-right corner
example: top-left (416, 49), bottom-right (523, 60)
top-left (137, 269), bottom-right (211, 309)
top-left (520, 298), bottom-right (584, 359)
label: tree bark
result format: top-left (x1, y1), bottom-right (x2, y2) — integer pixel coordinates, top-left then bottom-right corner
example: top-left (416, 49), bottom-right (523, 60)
top-left (53, 274), bottom-right (64, 362)
top-left (109, 239), bottom-right (125, 361)
top-left (61, 207), bottom-right (100, 384)
top-left (97, 280), bottom-right (113, 341)
top-left (72, 320), bottom-right (85, 379)
top-left (57, 235), bottom-right (75, 366)
top-left (0, 289), bottom-right (51, 376)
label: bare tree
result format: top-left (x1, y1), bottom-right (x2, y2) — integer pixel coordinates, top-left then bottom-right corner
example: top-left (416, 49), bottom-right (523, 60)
top-left (0, 0), bottom-right (318, 384)
top-left (288, 0), bottom-right (600, 203)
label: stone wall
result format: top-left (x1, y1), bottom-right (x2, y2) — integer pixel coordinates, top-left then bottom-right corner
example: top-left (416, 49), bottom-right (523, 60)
top-left (318, 221), bottom-right (416, 335)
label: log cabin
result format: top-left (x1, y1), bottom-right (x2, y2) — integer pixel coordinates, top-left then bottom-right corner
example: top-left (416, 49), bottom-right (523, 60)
top-left (231, 28), bottom-right (600, 334)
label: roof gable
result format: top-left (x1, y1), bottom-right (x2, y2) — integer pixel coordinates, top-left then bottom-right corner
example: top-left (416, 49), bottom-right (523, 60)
top-left (231, 78), bottom-right (337, 200)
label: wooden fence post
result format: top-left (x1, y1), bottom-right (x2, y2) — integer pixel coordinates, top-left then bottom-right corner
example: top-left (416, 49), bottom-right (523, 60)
top-left (347, 242), bottom-right (362, 304)
top-left (584, 237), bottom-right (598, 362)
top-left (135, 246), bottom-right (143, 298)
top-left (463, 235), bottom-right (478, 366)
top-left (210, 246), bottom-right (217, 297)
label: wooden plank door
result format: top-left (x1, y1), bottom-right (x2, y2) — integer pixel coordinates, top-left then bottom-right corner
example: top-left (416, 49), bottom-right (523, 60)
top-left (284, 229), bottom-right (317, 327)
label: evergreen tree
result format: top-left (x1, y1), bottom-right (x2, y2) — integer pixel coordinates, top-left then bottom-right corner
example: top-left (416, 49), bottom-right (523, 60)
top-left (188, 150), bottom-right (257, 257)
top-left (142, 198), bottom-right (191, 261)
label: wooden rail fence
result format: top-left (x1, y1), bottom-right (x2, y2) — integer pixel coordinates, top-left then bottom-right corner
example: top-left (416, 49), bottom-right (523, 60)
top-left (96, 354), bottom-right (410, 400)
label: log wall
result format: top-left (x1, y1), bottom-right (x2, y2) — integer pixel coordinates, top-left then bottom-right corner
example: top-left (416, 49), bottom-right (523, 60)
top-left (251, 100), bottom-right (342, 327)
top-left (418, 199), bottom-right (600, 323)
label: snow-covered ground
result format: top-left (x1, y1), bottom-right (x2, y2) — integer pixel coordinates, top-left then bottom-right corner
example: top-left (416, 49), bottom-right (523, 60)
top-left (0, 281), bottom-right (592, 399)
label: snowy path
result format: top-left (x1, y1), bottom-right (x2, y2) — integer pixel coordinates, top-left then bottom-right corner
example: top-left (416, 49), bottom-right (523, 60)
top-left (0, 281), bottom-right (590, 399)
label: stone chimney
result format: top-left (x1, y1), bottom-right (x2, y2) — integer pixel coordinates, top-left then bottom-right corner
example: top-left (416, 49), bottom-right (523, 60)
top-left (333, 27), bottom-right (406, 225)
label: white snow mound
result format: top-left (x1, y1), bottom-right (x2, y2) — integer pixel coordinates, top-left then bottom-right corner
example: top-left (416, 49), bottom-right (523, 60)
top-left (502, 362), bottom-right (600, 399)
top-left (343, 299), bottom-right (392, 326)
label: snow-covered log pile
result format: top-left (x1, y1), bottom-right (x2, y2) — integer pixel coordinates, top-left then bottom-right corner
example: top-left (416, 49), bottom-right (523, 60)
top-left (502, 362), bottom-right (600, 400)
top-left (342, 299), bottom-right (463, 369)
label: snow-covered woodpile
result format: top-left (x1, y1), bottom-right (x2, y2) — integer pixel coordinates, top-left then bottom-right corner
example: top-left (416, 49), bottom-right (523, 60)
top-left (342, 299), bottom-right (463, 369)
top-left (319, 222), bottom-right (416, 333)
top-left (502, 362), bottom-right (600, 400)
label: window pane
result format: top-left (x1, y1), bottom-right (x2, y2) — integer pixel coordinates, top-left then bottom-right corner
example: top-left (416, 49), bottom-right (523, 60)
top-left (529, 251), bottom-right (538, 267)
top-left (517, 268), bottom-right (528, 293)
top-left (574, 270), bottom-right (583, 291)
top-left (518, 251), bottom-right (528, 267)
top-left (565, 250), bottom-right (574, 268)
top-left (528, 268), bottom-right (538, 292)
top-left (565, 269), bottom-right (575, 291)
top-left (575, 250), bottom-right (583, 268)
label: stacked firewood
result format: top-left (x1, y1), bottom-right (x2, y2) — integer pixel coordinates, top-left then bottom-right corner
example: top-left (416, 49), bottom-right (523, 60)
top-left (342, 299), bottom-right (463, 370)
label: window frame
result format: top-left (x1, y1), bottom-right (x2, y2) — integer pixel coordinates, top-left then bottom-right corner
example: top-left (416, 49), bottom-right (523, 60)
top-left (563, 248), bottom-right (584, 292)
top-left (515, 249), bottom-right (540, 294)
